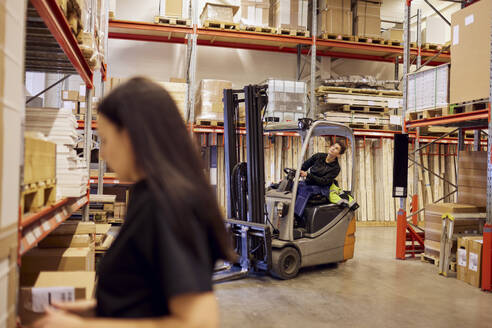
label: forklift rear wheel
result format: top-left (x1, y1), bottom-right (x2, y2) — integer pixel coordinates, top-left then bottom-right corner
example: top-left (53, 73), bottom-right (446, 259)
top-left (271, 247), bottom-right (300, 280)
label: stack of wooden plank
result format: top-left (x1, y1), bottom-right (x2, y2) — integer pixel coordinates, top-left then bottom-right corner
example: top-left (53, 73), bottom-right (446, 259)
top-left (25, 108), bottom-right (88, 200)
top-left (424, 203), bottom-right (484, 260)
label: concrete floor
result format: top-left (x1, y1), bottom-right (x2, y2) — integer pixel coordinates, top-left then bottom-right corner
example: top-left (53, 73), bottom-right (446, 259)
top-left (215, 227), bottom-right (492, 328)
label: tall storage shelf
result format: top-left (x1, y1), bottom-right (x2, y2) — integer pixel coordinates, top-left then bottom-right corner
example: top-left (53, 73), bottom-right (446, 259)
top-left (398, 0), bottom-right (492, 292)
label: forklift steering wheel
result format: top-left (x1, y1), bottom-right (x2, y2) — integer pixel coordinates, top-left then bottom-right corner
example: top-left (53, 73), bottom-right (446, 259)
top-left (283, 168), bottom-right (296, 176)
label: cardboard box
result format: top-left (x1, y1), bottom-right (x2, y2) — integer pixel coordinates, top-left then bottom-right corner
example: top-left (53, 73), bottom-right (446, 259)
top-left (200, 3), bottom-right (239, 24)
top-left (19, 271), bottom-right (96, 326)
top-left (0, 233), bottom-right (18, 328)
top-left (24, 136), bottom-right (56, 184)
top-left (450, 0), bottom-right (492, 104)
top-left (61, 90), bottom-right (79, 101)
top-left (354, 15), bottom-right (380, 37)
top-left (318, 8), bottom-right (352, 35)
top-left (353, 0), bottom-right (380, 17)
top-left (157, 81), bottom-right (187, 121)
top-left (20, 247), bottom-right (95, 285)
top-left (159, 0), bottom-right (183, 18)
top-left (38, 234), bottom-right (92, 248)
top-left (51, 221), bottom-right (96, 235)
top-left (272, 0), bottom-right (308, 30)
top-left (466, 237), bottom-right (483, 288)
top-left (424, 16), bottom-right (448, 44)
top-left (457, 236), bottom-right (469, 282)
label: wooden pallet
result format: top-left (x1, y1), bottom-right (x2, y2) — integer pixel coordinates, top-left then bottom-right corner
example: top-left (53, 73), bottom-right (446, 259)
top-left (154, 16), bottom-right (191, 26)
top-left (421, 253), bottom-right (456, 272)
top-left (319, 33), bottom-right (354, 41)
top-left (449, 99), bottom-right (489, 115)
top-left (20, 179), bottom-right (56, 215)
top-left (355, 36), bottom-right (384, 44)
top-left (385, 39), bottom-right (402, 46)
top-left (277, 28), bottom-right (310, 37)
top-left (240, 25), bottom-right (276, 34)
top-left (316, 86), bottom-right (402, 97)
top-left (107, 218), bottom-right (124, 224)
top-left (422, 43), bottom-right (442, 51)
top-left (347, 123), bottom-right (395, 131)
top-left (406, 107), bottom-right (448, 121)
top-left (203, 20), bottom-right (239, 30)
top-left (340, 104), bottom-right (389, 114)
top-left (196, 120), bottom-right (224, 127)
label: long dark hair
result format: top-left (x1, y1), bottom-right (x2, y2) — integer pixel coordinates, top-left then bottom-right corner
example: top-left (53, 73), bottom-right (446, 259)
top-left (98, 77), bottom-right (235, 262)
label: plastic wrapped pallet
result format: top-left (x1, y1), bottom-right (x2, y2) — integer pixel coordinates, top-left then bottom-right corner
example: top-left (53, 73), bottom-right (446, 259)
top-left (407, 64), bottom-right (449, 112)
top-left (240, 0), bottom-right (270, 27)
top-left (265, 79), bottom-right (306, 123)
top-left (195, 79), bottom-right (233, 122)
top-left (157, 82), bottom-right (188, 122)
top-left (200, 3), bottom-right (239, 24)
top-left (271, 0), bottom-right (308, 31)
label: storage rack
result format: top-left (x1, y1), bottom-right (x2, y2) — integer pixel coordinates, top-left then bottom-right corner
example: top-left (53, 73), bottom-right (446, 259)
top-left (20, 0), bottom-right (108, 257)
top-left (398, 0), bottom-right (492, 291)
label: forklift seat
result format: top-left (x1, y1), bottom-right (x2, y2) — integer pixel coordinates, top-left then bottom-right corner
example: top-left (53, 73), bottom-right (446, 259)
top-left (302, 203), bottom-right (344, 234)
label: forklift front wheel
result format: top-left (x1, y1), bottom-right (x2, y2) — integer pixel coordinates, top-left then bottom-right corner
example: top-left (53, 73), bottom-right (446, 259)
top-left (271, 247), bottom-right (300, 280)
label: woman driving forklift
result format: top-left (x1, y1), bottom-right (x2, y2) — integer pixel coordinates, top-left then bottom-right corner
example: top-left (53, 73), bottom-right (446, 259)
top-left (295, 139), bottom-right (357, 219)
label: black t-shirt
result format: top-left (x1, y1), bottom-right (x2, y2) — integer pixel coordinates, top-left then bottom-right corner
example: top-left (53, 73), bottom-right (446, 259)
top-left (96, 180), bottom-right (215, 318)
top-left (301, 153), bottom-right (340, 186)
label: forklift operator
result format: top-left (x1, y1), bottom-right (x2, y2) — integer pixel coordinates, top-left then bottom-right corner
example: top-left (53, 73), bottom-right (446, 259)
top-left (299, 141), bottom-right (346, 186)
top-left (294, 140), bottom-right (348, 218)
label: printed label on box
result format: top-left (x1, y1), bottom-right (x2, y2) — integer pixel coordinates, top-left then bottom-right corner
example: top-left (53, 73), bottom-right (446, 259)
top-left (452, 25), bottom-right (459, 45)
top-left (388, 99), bottom-right (400, 109)
top-left (458, 248), bottom-right (467, 267)
top-left (390, 115), bottom-right (401, 125)
top-left (30, 287), bottom-right (75, 313)
top-left (465, 14), bottom-right (474, 26)
top-left (468, 252), bottom-right (478, 272)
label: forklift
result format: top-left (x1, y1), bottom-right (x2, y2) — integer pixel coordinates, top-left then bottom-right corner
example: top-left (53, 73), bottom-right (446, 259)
top-left (215, 84), bottom-right (358, 281)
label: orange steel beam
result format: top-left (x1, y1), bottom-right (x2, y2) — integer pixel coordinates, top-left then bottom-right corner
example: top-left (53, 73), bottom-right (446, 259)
top-left (405, 109), bottom-right (489, 128)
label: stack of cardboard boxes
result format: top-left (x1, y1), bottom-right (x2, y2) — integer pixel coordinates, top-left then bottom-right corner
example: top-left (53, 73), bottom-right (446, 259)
top-left (317, 0), bottom-right (352, 36)
top-left (19, 221), bottom-right (96, 325)
top-left (423, 203), bottom-right (483, 260)
top-left (457, 151), bottom-right (487, 207)
top-left (271, 0), bottom-right (308, 31)
top-left (157, 81), bottom-right (188, 122)
top-left (240, 0), bottom-right (270, 27)
top-left (457, 236), bottom-right (483, 288)
top-left (200, 3), bottom-right (239, 25)
top-left (353, 0), bottom-right (381, 39)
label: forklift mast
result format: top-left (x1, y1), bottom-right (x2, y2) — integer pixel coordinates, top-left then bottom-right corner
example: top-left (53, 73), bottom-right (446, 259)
top-left (217, 85), bottom-right (272, 280)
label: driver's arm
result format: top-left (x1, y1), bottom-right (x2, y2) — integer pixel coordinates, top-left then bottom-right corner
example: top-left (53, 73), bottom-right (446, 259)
top-left (301, 153), bottom-right (321, 171)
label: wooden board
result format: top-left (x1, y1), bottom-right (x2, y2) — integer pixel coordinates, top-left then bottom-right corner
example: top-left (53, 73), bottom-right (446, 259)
top-left (202, 20), bottom-right (239, 30)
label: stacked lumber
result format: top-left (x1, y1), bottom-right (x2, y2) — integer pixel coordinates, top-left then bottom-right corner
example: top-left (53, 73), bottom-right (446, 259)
top-left (25, 108), bottom-right (88, 200)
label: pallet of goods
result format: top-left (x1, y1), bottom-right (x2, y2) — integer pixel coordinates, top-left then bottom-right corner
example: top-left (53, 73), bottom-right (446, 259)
top-left (264, 79), bottom-right (306, 123)
top-left (317, 0), bottom-right (352, 39)
top-left (194, 79), bottom-right (233, 126)
top-left (271, 0), bottom-right (309, 37)
top-left (200, 3), bottom-right (240, 30)
top-left (457, 236), bottom-right (484, 288)
top-left (25, 108), bottom-right (88, 200)
top-left (239, 0), bottom-right (273, 33)
top-left (406, 64), bottom-right (449, 121)
top-left (353, 0), bottom-right (382, 41)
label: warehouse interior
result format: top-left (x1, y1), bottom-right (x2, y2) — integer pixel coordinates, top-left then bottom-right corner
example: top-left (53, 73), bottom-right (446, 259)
top-left (2, 0), bottom-right (492, 327)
